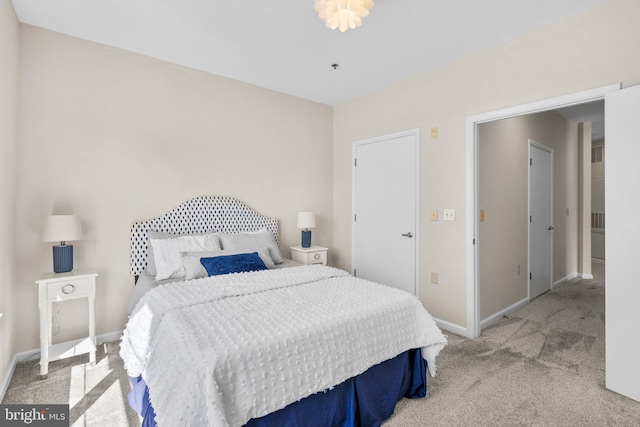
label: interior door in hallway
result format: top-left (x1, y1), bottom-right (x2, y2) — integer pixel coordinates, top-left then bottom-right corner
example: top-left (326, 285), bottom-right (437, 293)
top-left (352, 129), bottom-right (419, 296)
top-left (529, 141), bottom-right (553, 300)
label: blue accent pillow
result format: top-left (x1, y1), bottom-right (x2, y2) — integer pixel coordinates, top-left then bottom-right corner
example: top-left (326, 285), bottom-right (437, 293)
top-left (199, 252), bottom-right (267, 277)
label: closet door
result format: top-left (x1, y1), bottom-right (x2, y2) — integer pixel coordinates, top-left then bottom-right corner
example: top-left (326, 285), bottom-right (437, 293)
top-left (353, 129), bottom-right (419, 296)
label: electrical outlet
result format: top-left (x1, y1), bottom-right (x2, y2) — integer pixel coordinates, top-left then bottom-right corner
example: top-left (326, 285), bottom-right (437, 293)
top-left (480, 209), bottom-right (485, 222)
top-left (431, 127), bottom-right (438, 139)
top-left (444, 209), bottom-right (455, 221)
top-left (430, 209), bottom-right (438, 221)
top-left (431, 272), bottom-right (439, 284)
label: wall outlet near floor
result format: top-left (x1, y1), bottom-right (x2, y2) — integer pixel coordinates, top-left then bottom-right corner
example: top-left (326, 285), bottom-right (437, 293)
top-left (431, 272), bottom-right (439, 284)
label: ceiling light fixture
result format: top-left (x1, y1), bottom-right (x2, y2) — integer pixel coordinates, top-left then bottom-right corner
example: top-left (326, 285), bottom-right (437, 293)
top-left (314, 0), bottom-right (374, 33)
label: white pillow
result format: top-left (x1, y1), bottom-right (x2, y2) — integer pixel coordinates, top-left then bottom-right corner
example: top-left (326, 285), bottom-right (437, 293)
top-left (181, 248), bottom-right (275, 280)
top-left (149, 232), bottom-right (222, 281)
top-left (219, 229), bottom-right (283, 264)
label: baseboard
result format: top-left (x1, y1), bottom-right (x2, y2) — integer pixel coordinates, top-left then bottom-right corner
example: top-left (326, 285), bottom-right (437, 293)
top-left (0, 330), bottom-right (122, 402)
top-left (0, 353), bottom-right (19, 404)
top-left (554, 272), bottom-right (578, 288)
top-left (433, 317), bottom-right (469, 338)
top-left (480, 297), bottom-right (530, 330)
top-left (553, 271), bottom-right (595, 287)
top-left (97, 330), bottom-right (123, 344)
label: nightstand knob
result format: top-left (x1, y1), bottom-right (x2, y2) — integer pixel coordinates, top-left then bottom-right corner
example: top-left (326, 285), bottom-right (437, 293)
top-left (314, 253), bottom-right (321, 260)
top-left (62, 284), bottom-right (75, 294)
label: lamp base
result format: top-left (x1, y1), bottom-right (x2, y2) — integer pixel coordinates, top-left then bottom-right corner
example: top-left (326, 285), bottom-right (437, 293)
top-left (301, 230), bottom-right (312, 248)
top-left (53, 245), bottom-right (73, 273)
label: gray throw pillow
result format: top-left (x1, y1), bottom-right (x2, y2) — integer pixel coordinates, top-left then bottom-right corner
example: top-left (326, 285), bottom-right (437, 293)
top-left (219, 229), bottom-right (283, 264)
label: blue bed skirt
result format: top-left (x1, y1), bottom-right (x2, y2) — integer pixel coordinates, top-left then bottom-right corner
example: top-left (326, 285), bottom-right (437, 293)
top-left (128, 348), bottom-right (427, 427)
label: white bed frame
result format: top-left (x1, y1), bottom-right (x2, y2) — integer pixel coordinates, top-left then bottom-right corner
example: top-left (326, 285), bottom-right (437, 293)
top-left (130, 196), bottom-right (279, 276)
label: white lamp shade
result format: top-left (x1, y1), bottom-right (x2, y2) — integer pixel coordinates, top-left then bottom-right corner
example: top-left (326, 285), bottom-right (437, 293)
top-left (42, 215), bottom-right (83, 243)
top-left (297, 212), bottom-right (316, 229)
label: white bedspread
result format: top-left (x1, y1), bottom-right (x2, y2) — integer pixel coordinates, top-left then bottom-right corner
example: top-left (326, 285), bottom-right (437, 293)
top-left (120, 265), bottom-right (447, 427)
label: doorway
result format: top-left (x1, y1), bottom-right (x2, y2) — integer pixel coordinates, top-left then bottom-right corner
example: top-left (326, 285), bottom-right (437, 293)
top-left (468, 83), bottom-right (640, 404)
top-left (466, 83), bottom-right (618, 338)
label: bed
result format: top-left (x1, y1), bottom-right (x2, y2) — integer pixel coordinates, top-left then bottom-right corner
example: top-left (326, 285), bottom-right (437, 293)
top-left (120, 196), bottom-right (447, 426)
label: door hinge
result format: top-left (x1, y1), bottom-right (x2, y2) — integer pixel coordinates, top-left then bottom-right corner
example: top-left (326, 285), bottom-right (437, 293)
top-left (353, 269), bottom-right (357, 277)
top-left (530, 215), bottom-right (532, 223)
top-left (354, 213), bottom-right (357, 222)
top-left (530, 158), bottom-right (532, 166)
top-left (529, 272), bottom-right (532, 280)
top-left (354, 158), bottom-right (357, 166)
top-left (473, 238), bottom-right (476, 245)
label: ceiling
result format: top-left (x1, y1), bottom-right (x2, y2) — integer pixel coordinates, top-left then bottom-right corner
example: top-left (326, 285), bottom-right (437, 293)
top-left (11, 0), bottom-right (612, 107)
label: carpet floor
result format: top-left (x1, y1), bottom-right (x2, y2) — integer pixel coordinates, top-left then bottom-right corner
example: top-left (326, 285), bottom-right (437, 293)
top-left (384, 259), bottom-right (640, 427)
top-left (4, 259), bottom-right (640, 426)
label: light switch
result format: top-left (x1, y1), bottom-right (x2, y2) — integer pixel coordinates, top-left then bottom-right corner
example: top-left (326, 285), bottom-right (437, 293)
top-left (480, 209), bottom-right (485, 222)
top-left (431, 127), bottom-right (438, 139)
top-left (430, 209), bottom-right (438, 221)
top-left (444, 209), bottom-right (455, 221)
top-left (431, 272), bottom-right (439, 284)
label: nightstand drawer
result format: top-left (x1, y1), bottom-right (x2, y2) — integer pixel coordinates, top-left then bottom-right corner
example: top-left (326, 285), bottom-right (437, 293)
top-left (47, 277), bottom-right (89, 300)
top-left (290, 245), bottom-right (328, 266)
top-left (307, 250), bottom-right (327, 264)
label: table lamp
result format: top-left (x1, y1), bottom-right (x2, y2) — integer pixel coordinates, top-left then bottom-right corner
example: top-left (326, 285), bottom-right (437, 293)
top-left (43, 215), bottom-right (83, 273)
top-left (297, 212), bottom-right (316, 248)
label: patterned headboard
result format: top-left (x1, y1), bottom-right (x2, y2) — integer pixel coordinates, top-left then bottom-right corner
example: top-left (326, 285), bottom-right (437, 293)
top-left (130, 196), bottom-right (279, 276)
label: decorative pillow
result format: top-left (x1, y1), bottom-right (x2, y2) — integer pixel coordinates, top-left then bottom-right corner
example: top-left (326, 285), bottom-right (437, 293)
top-left (149, 231), bottom-right (222, 281)
top-left (181, 248), bottom-right (275, 280)
top-left (199, 252), bottom-right (268, 277)
top-left (219, 229), bottom-right (284, 264)
top-left (181, 250), bottom-right (225, 281)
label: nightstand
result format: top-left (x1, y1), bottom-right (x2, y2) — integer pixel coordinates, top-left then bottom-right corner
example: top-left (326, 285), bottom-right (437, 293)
top-left (290, 245), bottom-right (328, 266)
top-left (35, 268), bottom-right (98, 379)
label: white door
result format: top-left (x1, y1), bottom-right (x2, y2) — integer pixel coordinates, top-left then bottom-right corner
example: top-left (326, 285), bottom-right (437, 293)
top-left (529, 141), bottom-right (553, 300)
top-left (352, 129), bottom-right (419, 296)
top-left (605, 85), bottom-right (640, 402)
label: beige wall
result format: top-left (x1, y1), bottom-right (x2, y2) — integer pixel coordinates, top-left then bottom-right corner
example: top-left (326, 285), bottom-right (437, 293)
top-left (333, 0), bottom-right (640, 328)
top-left (14, 25), bottom-right (334, 352)
top-left (0, 0), bottom-right (19, 390)
top-left (478, 111), bottom-right (578, 319)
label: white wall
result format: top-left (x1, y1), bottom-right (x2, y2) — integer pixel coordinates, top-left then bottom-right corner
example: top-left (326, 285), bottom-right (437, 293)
top-left (0, 0), bottom-right (19, 393)
top-left (14, 25), bottom-right (334, 353)
top-left (333, 0), bottom-right (640, 329)
top-left (478, 111), bottom-right (578, 319)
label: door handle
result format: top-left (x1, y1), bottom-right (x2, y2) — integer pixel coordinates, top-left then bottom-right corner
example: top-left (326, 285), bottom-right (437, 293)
top-left (548, 226), bottom-right (554, 230)
top-left (401, 232), bottom-right (414, 238)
